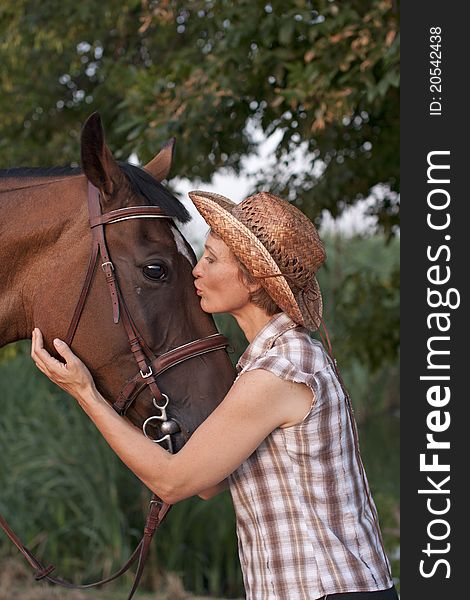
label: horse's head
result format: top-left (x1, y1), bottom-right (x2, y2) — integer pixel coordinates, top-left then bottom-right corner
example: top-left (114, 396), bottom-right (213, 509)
top-left (50, 113), bottom-right (234, 450)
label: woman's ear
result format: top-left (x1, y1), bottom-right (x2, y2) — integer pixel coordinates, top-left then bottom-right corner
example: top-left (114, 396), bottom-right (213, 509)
top-left (246, 280), bottom-right (263, 294)
top-left (237, 266), bottom-right (262, 294)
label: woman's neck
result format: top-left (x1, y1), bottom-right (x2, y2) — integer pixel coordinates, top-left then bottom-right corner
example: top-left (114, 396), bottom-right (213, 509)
top-left (230, 304), bottom-right (274, 343)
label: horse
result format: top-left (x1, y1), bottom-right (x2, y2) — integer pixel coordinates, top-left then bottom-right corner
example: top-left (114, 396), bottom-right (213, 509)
top-left (0, 112), bottom-right (235, 451)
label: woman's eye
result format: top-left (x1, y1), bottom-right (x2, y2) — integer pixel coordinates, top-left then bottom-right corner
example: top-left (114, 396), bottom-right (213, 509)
top-left (205, 256), bottom-right (214, 264)
top-left (143, 264), bottom-right (168, 281)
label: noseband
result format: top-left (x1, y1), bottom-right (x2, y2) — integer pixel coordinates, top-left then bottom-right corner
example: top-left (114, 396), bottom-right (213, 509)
top-left (0, 180), bottom-right (230, 599)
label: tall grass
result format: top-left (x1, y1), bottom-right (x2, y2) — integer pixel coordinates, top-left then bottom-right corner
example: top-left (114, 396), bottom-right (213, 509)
top-left (0, 343), bottom-right (138, 579)
top-left (0, 342), bottom-right (243, 596)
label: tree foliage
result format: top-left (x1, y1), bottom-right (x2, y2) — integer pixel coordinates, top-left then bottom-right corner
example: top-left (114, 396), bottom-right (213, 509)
top-left (0, 0), bottom-right (399, 235)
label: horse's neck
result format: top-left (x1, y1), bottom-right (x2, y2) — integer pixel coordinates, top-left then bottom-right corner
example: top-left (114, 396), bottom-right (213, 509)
top-left (0, 175), bottom-right (88, 345)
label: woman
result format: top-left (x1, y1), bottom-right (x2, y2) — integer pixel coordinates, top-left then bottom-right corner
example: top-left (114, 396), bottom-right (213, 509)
top-left (31, 190), bottom-right (398, 600)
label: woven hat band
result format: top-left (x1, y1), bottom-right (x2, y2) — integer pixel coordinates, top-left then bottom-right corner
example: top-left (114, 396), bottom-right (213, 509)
top-left (254, 271), bottom-right (316, 288)
top-left (253, 271), bottom-right (322, 331)
top-left (297, 279), bottom-right (323, 331)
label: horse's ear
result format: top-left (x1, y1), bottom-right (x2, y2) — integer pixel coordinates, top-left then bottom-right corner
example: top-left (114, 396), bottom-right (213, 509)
top-left (80, 112), bottom-right (125, 195)
top-left (144, 138), bottom-right (176, 181)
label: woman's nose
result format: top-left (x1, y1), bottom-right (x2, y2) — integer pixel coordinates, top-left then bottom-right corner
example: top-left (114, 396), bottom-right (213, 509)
top-left (192, 258), bottom-right (202, 278)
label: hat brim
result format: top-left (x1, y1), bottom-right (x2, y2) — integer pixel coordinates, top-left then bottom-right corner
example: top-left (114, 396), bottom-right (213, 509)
top-left (189, 190), bottom-right (322, 328)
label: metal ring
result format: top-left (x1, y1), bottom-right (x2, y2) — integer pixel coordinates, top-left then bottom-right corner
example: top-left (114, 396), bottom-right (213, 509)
top-left (153, 433), bottom-right (171, 445)
top-left (142, 415), bottom-right (163, 441)
top-left (153, 393), bottom-right (169, 410)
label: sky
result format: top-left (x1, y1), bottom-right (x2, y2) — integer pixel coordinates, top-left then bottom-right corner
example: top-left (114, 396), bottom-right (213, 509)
top-left (172, 127), bottom-right (379, 253)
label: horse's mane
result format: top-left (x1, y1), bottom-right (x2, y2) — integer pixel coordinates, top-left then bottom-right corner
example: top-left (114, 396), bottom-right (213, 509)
top-left (0, 164), bottom-right (191, 223)
top-left (0, 166), bottom-right (81, 177)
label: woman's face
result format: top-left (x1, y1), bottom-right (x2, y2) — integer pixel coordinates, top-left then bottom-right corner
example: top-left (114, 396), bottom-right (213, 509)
top-left (192, 232), bottom-right (253, 314)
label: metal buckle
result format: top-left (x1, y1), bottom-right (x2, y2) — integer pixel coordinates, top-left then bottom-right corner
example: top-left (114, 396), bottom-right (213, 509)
top-left (149, 498), bottom-right (164, 508)
top-left (101, 261), bottom-right (114, 271)
top-left (140, 365), bottom-right (153, 379)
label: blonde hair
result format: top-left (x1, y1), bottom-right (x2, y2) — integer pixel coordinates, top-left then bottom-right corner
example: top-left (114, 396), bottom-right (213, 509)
top-left (207, 229), bottom-right (281, 316)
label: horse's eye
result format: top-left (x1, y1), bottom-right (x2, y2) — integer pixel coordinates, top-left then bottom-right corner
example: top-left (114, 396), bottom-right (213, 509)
top-left (143, 264), bottom-right (168, 281)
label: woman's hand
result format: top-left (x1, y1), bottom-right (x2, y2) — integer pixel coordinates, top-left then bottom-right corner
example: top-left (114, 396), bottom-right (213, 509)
top-left (30, 328), bottom-right (177, 501)
top-left (31, 328), bottom-right (95, 400)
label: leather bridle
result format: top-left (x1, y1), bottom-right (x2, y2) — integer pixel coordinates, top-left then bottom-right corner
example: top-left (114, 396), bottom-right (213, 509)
top-left (0, 181), bottom-right (230, 599)
top-left (66, 182), bottom-right (229, 447)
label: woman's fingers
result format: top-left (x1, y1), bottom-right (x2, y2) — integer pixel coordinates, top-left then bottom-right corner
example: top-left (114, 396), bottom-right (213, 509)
top-left (53, 338), bottom-right (75, 362)
top-left (31, 328), bottom-right (64, 373)
top-left (31, 328), bottom-right (94, 397)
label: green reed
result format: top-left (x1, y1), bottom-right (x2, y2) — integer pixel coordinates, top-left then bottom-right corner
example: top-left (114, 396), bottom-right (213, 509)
top-left (0, 343), bottom-right (243, 596)
top-left (0, 344), bottom-right (136, 577)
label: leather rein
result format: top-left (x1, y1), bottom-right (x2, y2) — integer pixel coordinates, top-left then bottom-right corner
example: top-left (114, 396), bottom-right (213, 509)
top-left (0, 181), bottom-right (229, 599)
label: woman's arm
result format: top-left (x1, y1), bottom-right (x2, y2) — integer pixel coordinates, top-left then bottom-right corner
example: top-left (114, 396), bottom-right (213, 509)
top-left (31, 329), bottom-right (310, 504)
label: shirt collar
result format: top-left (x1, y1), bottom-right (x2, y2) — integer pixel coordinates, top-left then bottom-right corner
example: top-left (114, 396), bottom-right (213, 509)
top-left (236, 312), bottom-right (299, 372)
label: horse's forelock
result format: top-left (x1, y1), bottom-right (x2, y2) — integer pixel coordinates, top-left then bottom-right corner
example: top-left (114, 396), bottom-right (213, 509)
top-left (119, 163), bottom-right (191, 224)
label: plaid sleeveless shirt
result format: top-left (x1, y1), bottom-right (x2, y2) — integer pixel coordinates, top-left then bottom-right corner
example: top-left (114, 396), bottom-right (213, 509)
top-left (228, 313), bottom-right (393, 600)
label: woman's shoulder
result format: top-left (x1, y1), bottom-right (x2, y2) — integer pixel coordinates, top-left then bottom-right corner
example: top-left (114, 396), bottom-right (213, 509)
top-left (236, 312), bottom-right (331, 380)
top-left (239, 328), bottom-right (330, 385)
top-left (269, 324), bottom-right (330, 374)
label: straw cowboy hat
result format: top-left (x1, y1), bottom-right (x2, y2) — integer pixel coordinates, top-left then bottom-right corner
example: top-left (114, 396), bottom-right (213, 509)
top-left (188, 190), bottom-right (326, 331)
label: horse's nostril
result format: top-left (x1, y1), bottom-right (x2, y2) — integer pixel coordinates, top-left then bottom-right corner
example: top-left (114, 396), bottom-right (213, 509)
top-left (161, 420), bottom-right (180, 435)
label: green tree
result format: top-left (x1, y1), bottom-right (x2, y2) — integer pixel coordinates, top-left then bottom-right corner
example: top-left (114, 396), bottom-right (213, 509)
top-left (0, 0), bottom-right (399, 235)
